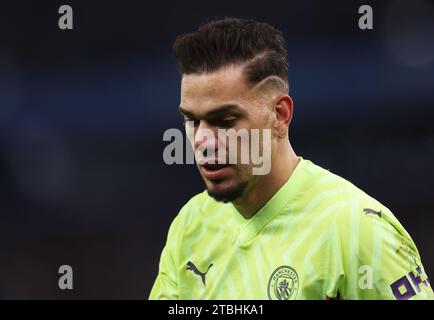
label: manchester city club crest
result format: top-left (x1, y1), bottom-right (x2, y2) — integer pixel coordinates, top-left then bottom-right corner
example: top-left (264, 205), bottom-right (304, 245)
top-left (267, 265), bottom-right (299, 300)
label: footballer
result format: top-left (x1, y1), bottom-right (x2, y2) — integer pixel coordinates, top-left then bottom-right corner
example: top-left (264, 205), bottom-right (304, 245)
top-left (149, 18), bottom-right (434, 300)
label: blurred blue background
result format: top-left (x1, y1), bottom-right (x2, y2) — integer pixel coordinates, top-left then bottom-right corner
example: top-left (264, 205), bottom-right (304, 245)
top-left (0, 0), bottom-right (433, 298)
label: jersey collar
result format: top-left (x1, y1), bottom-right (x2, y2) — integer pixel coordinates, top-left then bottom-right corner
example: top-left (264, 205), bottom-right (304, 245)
top-left (230, 157), bottom-right (308, 246)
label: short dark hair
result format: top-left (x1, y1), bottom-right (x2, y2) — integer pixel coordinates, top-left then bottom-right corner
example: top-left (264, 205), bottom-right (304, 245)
top-left (172, 17), bottom-right (288, 86)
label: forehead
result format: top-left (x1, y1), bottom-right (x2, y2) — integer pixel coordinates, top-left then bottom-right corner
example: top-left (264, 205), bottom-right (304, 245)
top-left (180, 65), bottom-right (253, 113)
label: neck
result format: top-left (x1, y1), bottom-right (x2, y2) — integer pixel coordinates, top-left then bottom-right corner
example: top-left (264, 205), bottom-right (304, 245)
top-left (232, 142), bottom-right (299, 219)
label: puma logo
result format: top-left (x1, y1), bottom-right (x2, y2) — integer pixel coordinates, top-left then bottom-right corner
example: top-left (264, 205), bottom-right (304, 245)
top-left (363, 208), bottom-right (382, 218)
top-left (186, 261), bottom-right (213, 286)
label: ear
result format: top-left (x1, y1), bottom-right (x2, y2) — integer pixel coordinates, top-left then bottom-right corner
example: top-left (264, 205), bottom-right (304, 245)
top-left (274, 95), bottom-right (293, 137)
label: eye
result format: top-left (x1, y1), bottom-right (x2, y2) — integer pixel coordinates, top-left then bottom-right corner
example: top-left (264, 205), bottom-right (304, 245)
top-left (212, 117), bottom-right (237, 128)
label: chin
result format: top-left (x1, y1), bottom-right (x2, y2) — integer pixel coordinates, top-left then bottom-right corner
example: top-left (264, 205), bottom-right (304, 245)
top-left (206, 180), bottom-right (248, 203)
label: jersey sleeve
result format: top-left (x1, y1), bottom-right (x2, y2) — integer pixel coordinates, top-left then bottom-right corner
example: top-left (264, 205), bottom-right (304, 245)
top-left (148, 214), bottom-right (182, 300)
top-left (337, 200), bottom-right (434, 300)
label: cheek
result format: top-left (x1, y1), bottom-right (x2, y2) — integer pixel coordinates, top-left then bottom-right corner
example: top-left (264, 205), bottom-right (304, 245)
top-left (251, 108), bottom-right (273, 129)
top-left (261, 110), bottom-right (274, 127)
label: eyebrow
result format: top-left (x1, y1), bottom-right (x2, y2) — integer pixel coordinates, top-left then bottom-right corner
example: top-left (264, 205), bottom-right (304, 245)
top-left (179, 103), bottom-right (245, 118)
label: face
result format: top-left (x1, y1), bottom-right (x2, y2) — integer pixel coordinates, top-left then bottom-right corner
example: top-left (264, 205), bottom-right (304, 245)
top-left (179, 65), bottom-right (278, 202)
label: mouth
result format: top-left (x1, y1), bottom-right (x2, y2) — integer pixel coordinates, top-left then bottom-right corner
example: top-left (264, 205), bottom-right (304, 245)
top-left (200, 163), bottom-right (232, 180)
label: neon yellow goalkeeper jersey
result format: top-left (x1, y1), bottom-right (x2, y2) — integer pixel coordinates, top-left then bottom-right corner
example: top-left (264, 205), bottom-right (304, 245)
top-left (149, 157), bottom-right (434, 300)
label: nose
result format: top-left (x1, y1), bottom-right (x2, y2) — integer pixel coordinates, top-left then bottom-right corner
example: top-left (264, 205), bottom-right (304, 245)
top-left (194, 123), bottom-right (218, 161)
top-left (194, 123), bottom-right (217, 149)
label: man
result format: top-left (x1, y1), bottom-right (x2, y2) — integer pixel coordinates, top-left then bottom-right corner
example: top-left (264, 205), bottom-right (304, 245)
top-left (149, 17), bottom-right (433, 300)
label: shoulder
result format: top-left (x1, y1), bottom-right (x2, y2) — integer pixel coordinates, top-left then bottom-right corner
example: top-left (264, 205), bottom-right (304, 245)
top-left (312, 165), bottom-right (417, 265)
top-left (298, 160), bottom-right (378, 222)
top-left (300, 159), bottom-right (369, 203)
top-left (303, 160), bottom-right (410, 245)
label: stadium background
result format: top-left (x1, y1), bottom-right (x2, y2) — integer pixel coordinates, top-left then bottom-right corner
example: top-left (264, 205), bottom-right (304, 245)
top-left (0, 0), bottom-right (433, 298)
